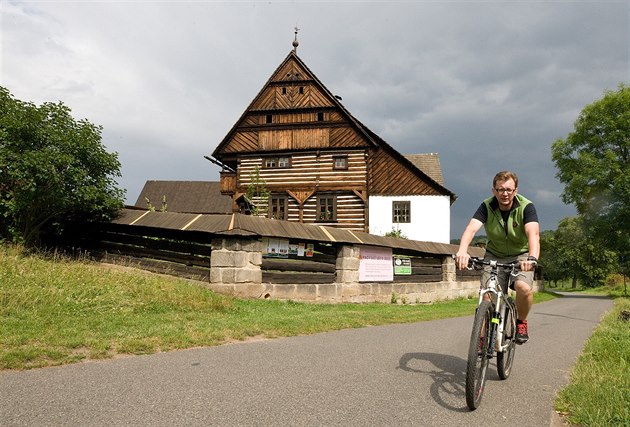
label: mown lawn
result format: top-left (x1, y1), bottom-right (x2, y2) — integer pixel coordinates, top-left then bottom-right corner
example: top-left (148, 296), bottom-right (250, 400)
top-left (0, 244), bottom-right (556, 370)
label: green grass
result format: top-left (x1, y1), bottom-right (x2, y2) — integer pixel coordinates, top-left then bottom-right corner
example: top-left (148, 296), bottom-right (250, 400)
top-left (0, 244), bottom-right (555, 370)
top-left (555, 297), bottom-right (630, 426)
top-left (546, 274), bottom-right (629, 298)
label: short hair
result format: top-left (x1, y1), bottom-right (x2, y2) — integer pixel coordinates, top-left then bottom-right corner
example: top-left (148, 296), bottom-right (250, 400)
top-left (493, 171), bottom-right (519, 188)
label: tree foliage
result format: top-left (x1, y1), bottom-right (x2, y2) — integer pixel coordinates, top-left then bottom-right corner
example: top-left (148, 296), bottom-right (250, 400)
top-left (552, 84), bottom-right (630, 257)
top-left (0, 87), bottom-right (124, 245)
top-left (541, 217), bottom-right (617, 288)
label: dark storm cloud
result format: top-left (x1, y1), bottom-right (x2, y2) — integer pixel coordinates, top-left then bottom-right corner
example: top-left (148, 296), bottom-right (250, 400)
top-left (2, 1), bottom-right (627, 239)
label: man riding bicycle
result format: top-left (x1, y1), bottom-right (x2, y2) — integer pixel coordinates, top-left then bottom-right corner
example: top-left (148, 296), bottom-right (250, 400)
top-left (456, 171), bottom-right (540, 344)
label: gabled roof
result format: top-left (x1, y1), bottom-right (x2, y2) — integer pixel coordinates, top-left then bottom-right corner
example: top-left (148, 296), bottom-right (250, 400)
top-left (211, 50), bottom-right (378, 158)
top-left (353, 115), bottom-right (456, 201)
top-left (209, 49), bottom-right (457, 202)
top-left (134, 181), bottom-right (233, 214)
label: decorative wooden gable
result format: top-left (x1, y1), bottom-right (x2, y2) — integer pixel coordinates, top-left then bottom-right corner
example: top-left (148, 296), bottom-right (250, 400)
top-left (210, 46), bottom-right (457, 214)
top-left (250, 59), bottom-right (334, 111)
top-left (212, 51), bottom-right (376, 162)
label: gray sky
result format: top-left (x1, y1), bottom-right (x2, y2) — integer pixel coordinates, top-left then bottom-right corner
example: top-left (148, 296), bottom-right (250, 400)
top-left (2, 1), bottom-right (628, 240)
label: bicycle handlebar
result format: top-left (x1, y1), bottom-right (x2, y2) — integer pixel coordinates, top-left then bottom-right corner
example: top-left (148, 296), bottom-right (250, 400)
top-left (467, 257), bottom-right (537, 271)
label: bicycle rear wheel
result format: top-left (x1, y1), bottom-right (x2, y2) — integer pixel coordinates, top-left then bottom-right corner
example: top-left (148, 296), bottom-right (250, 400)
top-left (497, 297), bottom-right (517, 380)
top-left (466, 300), bottom-right (493, 410)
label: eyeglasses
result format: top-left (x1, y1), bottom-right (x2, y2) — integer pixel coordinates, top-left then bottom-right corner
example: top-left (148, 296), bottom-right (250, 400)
top-left (494, 188), bottom-right (515, 194)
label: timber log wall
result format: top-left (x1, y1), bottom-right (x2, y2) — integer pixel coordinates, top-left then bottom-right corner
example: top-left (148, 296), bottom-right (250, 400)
top-left (59, 209), bottom-right (542, 303)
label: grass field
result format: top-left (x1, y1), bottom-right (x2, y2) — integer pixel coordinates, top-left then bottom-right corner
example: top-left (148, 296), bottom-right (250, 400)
top-left (1, 244), bottom-right (559, 370)
top-left (4, 244), bottom-right (627, 425)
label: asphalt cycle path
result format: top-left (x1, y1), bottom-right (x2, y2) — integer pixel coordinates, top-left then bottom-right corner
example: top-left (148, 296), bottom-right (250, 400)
top-left (1, 293), bottom-right (612, 426)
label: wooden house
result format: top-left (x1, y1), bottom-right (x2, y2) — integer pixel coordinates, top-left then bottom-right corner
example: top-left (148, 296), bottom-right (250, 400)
top-left (209, 45), bottom-right (456, 243)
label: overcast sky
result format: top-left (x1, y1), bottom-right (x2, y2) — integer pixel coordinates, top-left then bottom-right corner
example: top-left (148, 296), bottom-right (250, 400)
top-left (2, 1), bottom-right (628, 240)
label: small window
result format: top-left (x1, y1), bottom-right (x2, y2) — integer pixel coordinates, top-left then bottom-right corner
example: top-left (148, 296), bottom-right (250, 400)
top-left (264, 156), bottom-right (291, 169)
top-left (282, 87), bottom-right (287, 95)
top-left (317, 112), bottom-right (324, 121)
top-left (278, 157), bottom-right (290, 168)
top-left (299, 86), bottom-right (304, 94)
top-left (317, 194), bottom-right (336, 222)
top-left (269, 195), bottom-right (288, 220)
top-left (392, 201), bottom-right (411, 223)
top-left (333, 156), bottom-right (348, 170)
top-left (266, 114), bottom-right (273, 124)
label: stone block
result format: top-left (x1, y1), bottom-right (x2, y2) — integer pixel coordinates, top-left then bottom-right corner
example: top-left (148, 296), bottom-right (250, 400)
top-left (337, 245), bottom-right (359, 258)
top-left (415, 293), bottom-right (434, 304)
top-left (294, 284), bottom-right (318, 301)
top-left (317, 284), bottom-right (340, 301)
top-left (249, 252), bottom-right (262, 266)
top-left (241, 239), bottom-right (263, 253)
top-left (211, 238), bottom-right (226, 250)
top-left (205, 282), bottom-right (235, 295)
top-left (233, 283), bottom-right (265, 298)
top-left (272, 284), bottom-right (297, 300)
top-left (375, 283), bottom-right (393, 297)
top-left (220, 268), bottom-right (236, 284)
top-left (210, 250), bottom-right (231, 268)
top-left (336, 270), bottom-right (359, 284)
top-left (341, 284), bottom-right (361, 298)
top-left (235, 267), bottom-right (262, 283)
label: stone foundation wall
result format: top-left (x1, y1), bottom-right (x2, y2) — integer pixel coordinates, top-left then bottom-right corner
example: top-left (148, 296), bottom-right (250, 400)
top-left (205, 240), bottom-right (486, 304)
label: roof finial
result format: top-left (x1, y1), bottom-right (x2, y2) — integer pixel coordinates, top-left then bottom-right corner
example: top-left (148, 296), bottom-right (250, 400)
top-left (292, 26), bottom-right (300, 52)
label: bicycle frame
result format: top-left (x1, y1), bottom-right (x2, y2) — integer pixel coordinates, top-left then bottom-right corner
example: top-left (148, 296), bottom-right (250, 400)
top-left (465, 256), bottom-right (522, 409)
top-left (475, 259), bottom-right (518, 355)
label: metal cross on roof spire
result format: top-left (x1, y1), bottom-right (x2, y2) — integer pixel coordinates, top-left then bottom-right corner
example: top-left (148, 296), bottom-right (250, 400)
top-left (292, 26), bottom-right (300, 52)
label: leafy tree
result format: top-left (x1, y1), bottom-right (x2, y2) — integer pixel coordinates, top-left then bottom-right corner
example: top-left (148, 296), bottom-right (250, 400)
top-left (551, 217), bottom-right (617, 288)
top-left (539, 230), bottom-right (569, 287)
top-left (552, 84), bottom-right (630, 256)
top-left (0, 87), bottom-right (124, 245)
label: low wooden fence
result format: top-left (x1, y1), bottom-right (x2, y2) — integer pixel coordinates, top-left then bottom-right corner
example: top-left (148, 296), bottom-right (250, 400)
top-left (61, 222), bottom-right (214, 281)
top-left (57, 211), bottom-right (488, 303)
top-left (261, 241), bottom-right (336, 284)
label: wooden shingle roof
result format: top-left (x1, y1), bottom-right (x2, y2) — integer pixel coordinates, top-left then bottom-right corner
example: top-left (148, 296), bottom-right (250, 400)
top-left (404, 154), bottom-right (445, 186)
top-left (134, 181), bottom-right (233, 214)
top-left (112, 208), bottom-right (483, 256)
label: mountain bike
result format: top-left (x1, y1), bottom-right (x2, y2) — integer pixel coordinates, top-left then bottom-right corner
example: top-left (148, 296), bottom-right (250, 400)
top-left (465, 257), bottom-right (524, 410)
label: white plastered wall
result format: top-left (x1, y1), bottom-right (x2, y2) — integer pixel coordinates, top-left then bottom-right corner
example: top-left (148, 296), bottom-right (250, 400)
top-left (368, 195), bottom-right (451, 243)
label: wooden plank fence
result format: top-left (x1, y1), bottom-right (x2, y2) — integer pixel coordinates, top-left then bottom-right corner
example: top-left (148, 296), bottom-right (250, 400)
top-left (261, 241), bottom-right (337, 284)
top-left (58, 220), bottom-right (482, 289)
top-left (61, 222), bottom-right (213, 281)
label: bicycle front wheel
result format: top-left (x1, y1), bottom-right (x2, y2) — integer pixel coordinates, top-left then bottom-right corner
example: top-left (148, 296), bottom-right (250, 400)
top-left (497, 297), bottom-right (517, 379)
top-left (466, 300), bottom-right (493, 410)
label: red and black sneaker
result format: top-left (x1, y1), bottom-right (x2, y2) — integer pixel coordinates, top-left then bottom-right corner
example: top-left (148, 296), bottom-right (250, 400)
top-left (516, 320), bottom-right (529, 344)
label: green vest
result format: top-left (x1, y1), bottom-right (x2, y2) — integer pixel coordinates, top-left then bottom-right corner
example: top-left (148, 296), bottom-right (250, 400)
top-left (483, 194), bottom-right (532, 258)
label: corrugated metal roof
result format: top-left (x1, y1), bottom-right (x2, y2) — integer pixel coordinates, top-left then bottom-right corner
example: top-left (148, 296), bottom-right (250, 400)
top-left (110, 208), bottom-right (482, 256)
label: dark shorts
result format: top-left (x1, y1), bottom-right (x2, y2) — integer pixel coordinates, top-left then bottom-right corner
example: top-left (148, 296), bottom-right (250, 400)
top-left (481, 252), bottom-right (534, 291)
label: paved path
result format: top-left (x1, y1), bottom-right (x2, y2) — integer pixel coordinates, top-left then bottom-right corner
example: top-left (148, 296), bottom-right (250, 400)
top-left (1, 293), bottom-right (612, 426)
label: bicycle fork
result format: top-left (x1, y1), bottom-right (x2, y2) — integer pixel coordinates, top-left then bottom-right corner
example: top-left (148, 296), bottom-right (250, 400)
top-left (483, 299), bottom-right (506, 358)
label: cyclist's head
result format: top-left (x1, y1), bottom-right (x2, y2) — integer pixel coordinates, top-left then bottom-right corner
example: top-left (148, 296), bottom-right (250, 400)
top-left (493, 171), bottom-right (518, 189)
